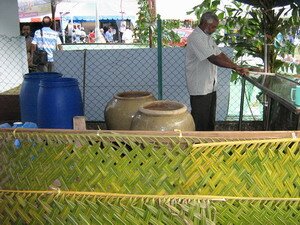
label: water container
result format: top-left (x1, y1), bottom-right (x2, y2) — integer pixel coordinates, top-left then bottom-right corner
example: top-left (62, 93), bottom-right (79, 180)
top-left (12, 122), bottom-right (23, 128)
top-left (20, 72), bottom-right (62, 123)
top-left (130, 100), bottom-right (195, 131)
top-left (0, 123), bottom-right (11, 128)
top-left (104, 91), bottom-right (156, 130)
top-left (37, 77), bottom-right (84, 129)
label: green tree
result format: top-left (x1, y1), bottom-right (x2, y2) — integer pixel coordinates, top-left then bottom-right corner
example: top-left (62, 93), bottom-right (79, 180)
top-left (188, 0), bottom-right (300, 74)
top-left (136, 0), bottom-right (153, 45)
top-left (136, 0), bottom-right (184, 47)
top-left (136, 0), bottom-right (300, 73)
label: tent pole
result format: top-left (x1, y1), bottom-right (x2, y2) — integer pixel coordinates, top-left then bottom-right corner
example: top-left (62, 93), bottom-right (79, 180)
top-left (95, 0), bottom-right (101, 43)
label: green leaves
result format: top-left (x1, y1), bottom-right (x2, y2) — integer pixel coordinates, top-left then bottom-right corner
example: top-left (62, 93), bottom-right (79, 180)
top-left (189, 0), bottom-right (300, 73)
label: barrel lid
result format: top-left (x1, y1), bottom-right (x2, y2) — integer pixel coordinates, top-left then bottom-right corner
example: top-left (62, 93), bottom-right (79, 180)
top-left (23, 72), bottom-right (62, 79)
top-left (39, 77), bottom-right (79, 87)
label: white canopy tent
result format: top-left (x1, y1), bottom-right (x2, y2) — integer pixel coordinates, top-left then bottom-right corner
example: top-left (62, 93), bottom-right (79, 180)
top-left (18, 0), bottom-right (139, 23)
top-left (18, 0), bottom-right (205, 23)
top-left (58, 0), bottom-right (139, 23)
top-left (18, 0), bottom-right (206, 42)
top-left (18, 0), bottom-right (140, 43)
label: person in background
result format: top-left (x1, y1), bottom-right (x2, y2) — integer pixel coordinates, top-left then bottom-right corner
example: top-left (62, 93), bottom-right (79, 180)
top-left (122, 26), bottom-right (134, 44)
top-left (80, 27), bottom-right (87, 43)
top-left (100, 28), bottom-right (105, 36)
top-left (31, 16), bottom-right (62, 72)
top-left (119, 21), bottom-right (126, 42)
top-left (185, 11), bottom-right (249, 131)
top-left (21, 24), bottom-right (34, 71)
top-left (71, 25), bottom-right (76, 43)
top-left (88, 30), bottom-right (95, 43)
top-left (94, 28), bottom-right (106, 43)
top-left (75, 25), bottom-right (82, 43)
top-left (105, 27), bottom-right (114, 43)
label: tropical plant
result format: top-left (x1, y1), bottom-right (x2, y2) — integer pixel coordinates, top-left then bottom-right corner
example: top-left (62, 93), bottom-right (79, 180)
top-left (188, 0), bottom-right (300, 75)
top-left (136, 0), bottom-right (300, 73)
top-left (136, 0), bottom-right (154, 45)
top-left (136, 0), bottom-right (184, 47)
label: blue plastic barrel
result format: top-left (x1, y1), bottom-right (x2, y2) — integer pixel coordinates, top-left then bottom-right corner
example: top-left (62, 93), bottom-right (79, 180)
top-left (37, 77), bottom-right (84, 129)
top-left (20, 72), bottom-right (62, 123)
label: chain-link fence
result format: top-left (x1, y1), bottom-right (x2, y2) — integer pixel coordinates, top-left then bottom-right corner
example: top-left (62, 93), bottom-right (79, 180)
top-left (0, 34), bottom-right (263, 125)
top-left (0, 35), bottom-right (28, 93)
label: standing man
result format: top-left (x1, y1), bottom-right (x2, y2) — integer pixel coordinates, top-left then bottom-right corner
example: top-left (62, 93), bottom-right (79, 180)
top-left (31, 16), bottom-right (62, 72)
top-left (122, 27), bottom-right (134, 44)
top-left (88, 30), bottom-right (95, 43)
top-left (21, 24), bottom-right (33, 71)
top-left (105, 27), bottom-right (114, 43)
top-left (80, 27), bottom-right (87, 43)
top-left (185, 11), bottom-right (249, 131)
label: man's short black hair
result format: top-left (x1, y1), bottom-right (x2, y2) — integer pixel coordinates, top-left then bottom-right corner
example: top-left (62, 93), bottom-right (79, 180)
top-left (200, 12), bottom-right (219, 25)
top-left (42, 16), bottom-right (52, 27)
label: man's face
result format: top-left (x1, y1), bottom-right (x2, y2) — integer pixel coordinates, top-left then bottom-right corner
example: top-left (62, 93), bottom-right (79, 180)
top-left (204, 20), bottom-right (219, 35)
top-left (22, 26), bottom-right (30, 37)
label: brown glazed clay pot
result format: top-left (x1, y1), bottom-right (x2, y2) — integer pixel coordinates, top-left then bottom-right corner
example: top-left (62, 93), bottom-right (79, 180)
top-left (130, 100), bottom-right (195, 131)
top-left (104, 91), bottom-right (156, 130)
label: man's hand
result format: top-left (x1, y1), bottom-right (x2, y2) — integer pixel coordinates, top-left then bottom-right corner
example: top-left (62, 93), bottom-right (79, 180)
top-left (235, 67), bottom-right (249, 76)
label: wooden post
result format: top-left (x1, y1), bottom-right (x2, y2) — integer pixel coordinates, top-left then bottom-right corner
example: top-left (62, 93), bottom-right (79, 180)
top-left (73, 116), bottom-right (86, 130)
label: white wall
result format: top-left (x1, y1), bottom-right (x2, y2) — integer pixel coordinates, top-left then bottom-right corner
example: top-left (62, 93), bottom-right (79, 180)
top-left (0, 0), bottom-right (19, 37)
top-left (0, 0), bottom-right (28, 93)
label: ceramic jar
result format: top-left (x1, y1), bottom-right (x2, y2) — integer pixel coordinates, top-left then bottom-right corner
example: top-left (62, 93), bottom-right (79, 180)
top-left (104, 91), bottom-right (156, 130)
top-left (130, 100), bottom-right (195, 131)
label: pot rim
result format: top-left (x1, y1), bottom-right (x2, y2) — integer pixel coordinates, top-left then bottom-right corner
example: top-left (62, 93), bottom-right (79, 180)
top-left (138, 100), bottom-right (187, 115)
top-left (114, 91), bottom-right (154, 100)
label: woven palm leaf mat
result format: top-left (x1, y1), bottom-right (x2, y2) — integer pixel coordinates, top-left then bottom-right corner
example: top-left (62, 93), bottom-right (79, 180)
top-left (0, 190), bottom-right (299, 224)
top-left (0, 129), bottom-right (299, 224)
top-left (0, 130), bottom-right (299, 196)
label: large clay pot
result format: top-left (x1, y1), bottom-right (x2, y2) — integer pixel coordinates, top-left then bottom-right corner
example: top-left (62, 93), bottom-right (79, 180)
top-left (104, 91), bottom-right (156, 130)
top-left (130, 100), bottom-right (195, 131)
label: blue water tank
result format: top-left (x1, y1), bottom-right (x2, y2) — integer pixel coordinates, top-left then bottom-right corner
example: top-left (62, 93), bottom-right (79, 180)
top-left (37, 77), bottom-right (84, 129)
top-left (20, 72), bottom-right (62, 123)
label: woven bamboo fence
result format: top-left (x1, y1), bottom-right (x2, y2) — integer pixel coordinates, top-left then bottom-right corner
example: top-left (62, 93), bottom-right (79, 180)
top-left (0, 129), bottom-right (299, 224)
